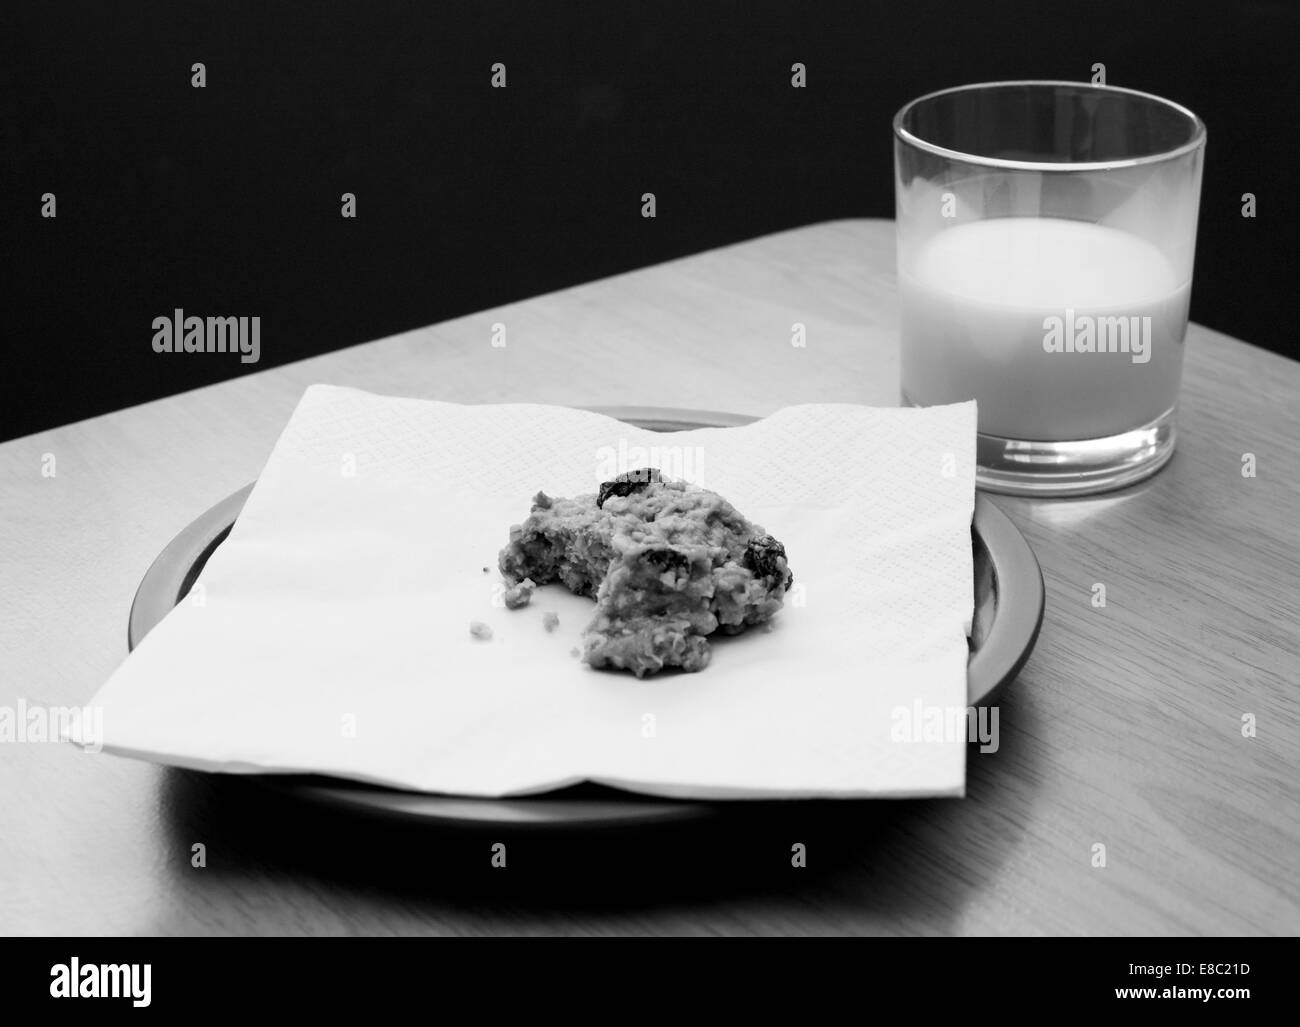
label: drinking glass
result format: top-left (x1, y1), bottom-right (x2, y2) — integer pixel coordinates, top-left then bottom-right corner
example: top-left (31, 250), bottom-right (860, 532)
top-left (894, 81), bottom-right (1206, 495)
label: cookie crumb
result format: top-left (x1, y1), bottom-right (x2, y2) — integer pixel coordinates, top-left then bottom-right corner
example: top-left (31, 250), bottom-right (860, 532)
top-left (498, 476), bottom-right (791, 677)
top-left (503, 577), bottom-right (536, 609)
top-left (569, 646), bottom-right (580, 658)
top-left (482, 566), bottom-right (490, 574)
top-left (542, 611), bottom-right (559, 632)
top-left (469, 621), bottom-right (493, 640)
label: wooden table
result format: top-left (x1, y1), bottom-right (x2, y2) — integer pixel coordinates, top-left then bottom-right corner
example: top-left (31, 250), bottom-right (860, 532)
top-left (2, 219), bottom-right (1297, 936)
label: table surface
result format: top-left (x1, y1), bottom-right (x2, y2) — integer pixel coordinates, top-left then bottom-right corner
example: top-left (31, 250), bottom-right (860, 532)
top-left (2, 219), bottom-right (1298, 936)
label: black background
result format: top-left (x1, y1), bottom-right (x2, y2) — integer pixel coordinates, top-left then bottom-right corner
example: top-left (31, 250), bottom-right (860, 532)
top-left (3, 0), bottom-right (1294, 442)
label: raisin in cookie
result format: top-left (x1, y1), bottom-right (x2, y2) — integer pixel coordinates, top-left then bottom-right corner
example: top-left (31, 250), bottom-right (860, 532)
top-left (498, 469), bottom-right (792, 677)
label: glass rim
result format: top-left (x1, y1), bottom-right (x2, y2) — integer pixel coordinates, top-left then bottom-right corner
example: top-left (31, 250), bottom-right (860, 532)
top-left (893, 80), bottom-right (1206, 172)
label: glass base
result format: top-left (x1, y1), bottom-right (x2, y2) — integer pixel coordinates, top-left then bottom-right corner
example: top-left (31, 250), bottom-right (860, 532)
top-left (976, 408), bottom-right (1176, 496)
top-left (903, 396), bottom-right (1177, 497)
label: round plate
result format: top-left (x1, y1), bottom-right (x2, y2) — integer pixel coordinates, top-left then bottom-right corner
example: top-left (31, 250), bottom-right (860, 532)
top-left (128, 407), bottom-right (1044, 826)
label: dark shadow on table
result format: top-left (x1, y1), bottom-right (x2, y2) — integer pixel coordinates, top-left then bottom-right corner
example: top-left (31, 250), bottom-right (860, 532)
top-left (153, 680), bottom-right (1042, 934)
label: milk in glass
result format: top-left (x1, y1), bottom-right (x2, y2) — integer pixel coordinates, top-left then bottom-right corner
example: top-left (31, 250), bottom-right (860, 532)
top-left (899, 216), bottom-right (1191, 441)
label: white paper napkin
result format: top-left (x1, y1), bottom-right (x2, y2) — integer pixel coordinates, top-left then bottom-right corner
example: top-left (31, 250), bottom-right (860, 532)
top-left (78, 386), bottom-right (977, 799)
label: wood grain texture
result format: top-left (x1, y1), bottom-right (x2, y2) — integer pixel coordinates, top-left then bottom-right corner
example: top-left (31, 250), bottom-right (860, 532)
top-left (1, 219), bottom-right (1297, 936)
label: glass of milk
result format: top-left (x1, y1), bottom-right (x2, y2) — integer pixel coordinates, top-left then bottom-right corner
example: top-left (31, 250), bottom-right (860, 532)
top-left (894, 81), bottom-right (1205, 495)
